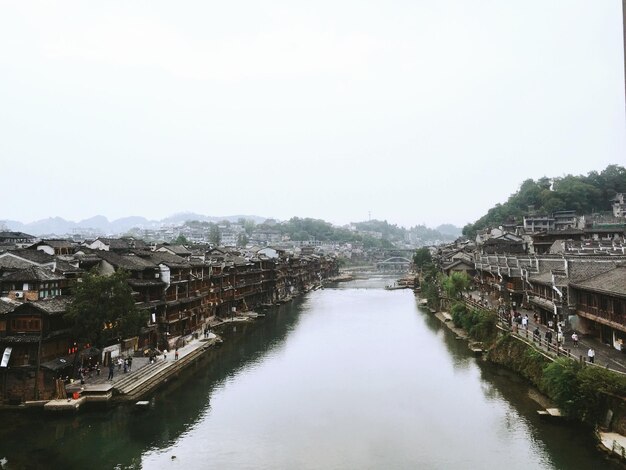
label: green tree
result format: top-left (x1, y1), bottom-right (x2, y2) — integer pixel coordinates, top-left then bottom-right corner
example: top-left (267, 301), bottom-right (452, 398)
top-left (65, 270), bottom-right (147, 348)
top-left (173, 234), bottom-right (188, 245)
top-left (413, 247), bottom-right (432, 270)
top-left (237, 233), bottom-right (249, 247)
top-left (462, 165), bottom-right (626, 236)
top-left (208, 223), bottom-right (221, 245)
top-left (442, 272), bottom-right (471, 300)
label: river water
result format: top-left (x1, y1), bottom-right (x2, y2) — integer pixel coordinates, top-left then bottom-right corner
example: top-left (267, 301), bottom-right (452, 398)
top-left (0, 278), bottom-right (617, 469)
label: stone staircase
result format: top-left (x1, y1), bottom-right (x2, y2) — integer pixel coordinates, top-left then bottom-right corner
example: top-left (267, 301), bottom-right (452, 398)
top-left (112, 359), bottom-right (170, 400)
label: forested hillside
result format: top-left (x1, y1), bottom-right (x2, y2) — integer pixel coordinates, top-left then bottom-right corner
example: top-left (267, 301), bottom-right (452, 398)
top-left (462, 165), bottom-right (626, 238)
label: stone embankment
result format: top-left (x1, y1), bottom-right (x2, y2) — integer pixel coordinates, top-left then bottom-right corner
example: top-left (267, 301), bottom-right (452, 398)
top-left (417, 294), bottom-right (626, 464)
top-left (42, 287), bottom-right (317, 413)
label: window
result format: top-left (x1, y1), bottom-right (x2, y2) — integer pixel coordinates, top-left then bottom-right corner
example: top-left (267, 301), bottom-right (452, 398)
top-left (11, 317), bottom-right (41, 332)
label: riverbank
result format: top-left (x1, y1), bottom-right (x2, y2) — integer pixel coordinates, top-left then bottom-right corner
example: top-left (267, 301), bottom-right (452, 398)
top-left (6, 294), bottom-right (313, 413)
top-left (419, 298), bottom-right (626, 465)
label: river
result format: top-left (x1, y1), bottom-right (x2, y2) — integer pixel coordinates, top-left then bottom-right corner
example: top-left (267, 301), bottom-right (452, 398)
top-left (0, 277), bottom-right (617, 469)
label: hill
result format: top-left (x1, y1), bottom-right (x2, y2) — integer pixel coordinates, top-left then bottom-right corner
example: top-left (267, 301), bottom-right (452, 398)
top-left (462, 164), bottom-right (626, 238)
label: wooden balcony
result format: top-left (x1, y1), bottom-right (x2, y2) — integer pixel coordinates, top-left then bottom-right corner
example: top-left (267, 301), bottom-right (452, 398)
top-left (576, 305), bottom-right (626, 330)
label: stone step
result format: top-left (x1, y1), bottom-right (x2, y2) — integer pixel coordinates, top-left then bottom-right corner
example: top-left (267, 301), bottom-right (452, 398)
top-left (113, 361), bottom-right (165, 391)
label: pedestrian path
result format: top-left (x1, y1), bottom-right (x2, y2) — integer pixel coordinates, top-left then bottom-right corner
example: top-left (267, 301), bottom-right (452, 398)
top-left (69, 330), bottom-right (220, 397)
top-left (466, 291), bottom-right (626, 374)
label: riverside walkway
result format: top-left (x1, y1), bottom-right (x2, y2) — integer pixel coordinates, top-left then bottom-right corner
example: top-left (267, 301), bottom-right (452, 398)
top-left (52, 330), bottom-right (224, 410)
top-left (465, 291), bottom-right (626, 374)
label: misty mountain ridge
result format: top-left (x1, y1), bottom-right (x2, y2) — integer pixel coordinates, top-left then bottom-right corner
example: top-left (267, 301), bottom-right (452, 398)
top-left (1, 213), bottom-right (462, 240)
top-left (0, 213), bottom-right (269, 237)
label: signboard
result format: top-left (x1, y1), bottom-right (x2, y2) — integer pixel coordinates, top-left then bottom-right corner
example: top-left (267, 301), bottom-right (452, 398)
top-left (1, 347), bottom-right (12, 367)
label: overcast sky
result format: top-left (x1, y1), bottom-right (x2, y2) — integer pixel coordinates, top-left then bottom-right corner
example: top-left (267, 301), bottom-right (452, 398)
top-left (1, 1), bottom-right (624, 229)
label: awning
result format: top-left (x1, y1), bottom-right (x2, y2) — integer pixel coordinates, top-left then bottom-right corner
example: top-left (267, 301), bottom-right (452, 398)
top-left (41, 355), bottom-right (74, 371)
top-left (79, 347), bottom-right (101, 358)
top-left (1, 347), bottom-right (12, 367)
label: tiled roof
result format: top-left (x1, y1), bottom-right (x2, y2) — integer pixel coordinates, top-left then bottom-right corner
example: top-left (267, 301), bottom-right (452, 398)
top-left (0, 231), bottom-right (35, 240)
top-left (158, 245), bottom-right (191, 256)
top-left (0, 256), bottom-right (37, 270)
top-left (0, 298), bottom-right (19, 315)
top-left (128, 278), bottom-right (166, 287)
top-left (0, 249), bottom-right (55, 267)
top-left (40, 239), bottom-right (74, 249)
top-left (1, 335), bottom-right (39, 343)
top-left (528, 271), bottom-right (555, 285)
top-left (570, 266), bottom-right (626, 297)
top-left (568, 260), bottom-right (621, 282)
top-left (17, 297), bottom-right (72, 314)
top-left (11, 249), bottom-right (55, 264)
top-left (148, 252), bottom-right (190, 269)
top-left (95, 251), bottom-right (158, 271)
top-left (54, 259), bottom-right (83, 274)
top-left (1, 266), bottom-right (65, 282)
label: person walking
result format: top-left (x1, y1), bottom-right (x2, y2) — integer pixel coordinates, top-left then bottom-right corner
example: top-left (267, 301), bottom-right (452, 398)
top-left (127, 356), bottom-right (132, 372)
top-left (533, 327), bottom-right (540, 342)
top-left (545, 330), bottom-right (553, 345)
top-left (107, 361), bottom-right (115, 381)
top-left (175, 348), bottom-right (179, 360)
top-left (587, 347), bottom-right (595, 364)
top-left (522, 315), bottom-right (528, 330)
top-left (571, 332), bottom-right (579, 347)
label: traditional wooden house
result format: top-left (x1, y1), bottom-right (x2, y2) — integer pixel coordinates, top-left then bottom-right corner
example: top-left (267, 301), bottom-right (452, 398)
top-left (527, 270), bottom-right (568, 325)
top-left (0, 249), bottom-right (56, 272)
top-left (0, 232), bottom-right (36, 248)
top-left (0, 297), bottom-right (72, 403)
top-left (0, 266), bottom-right (66, 302)
top-left (87, 237), bottom-right (148, 252)
top-left (155, 244), bottom-right (192, 259)
top-left (569, 266), bottom-right (626, 350)
top-left (29, 239), bottom-right (74, 256)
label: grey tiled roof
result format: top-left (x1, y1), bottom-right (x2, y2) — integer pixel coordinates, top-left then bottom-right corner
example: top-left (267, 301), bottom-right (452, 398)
top-left (148, 252), bottom-right (190, 269)
top-left (1, 266), bottom-right (65, 282)
top-left (158, 245), bottom-right (191, 256)
top-left (10, 249), bottom-right (55, 264)
top-left (95, 251), bottom-right (158, 271)
top-left (0, 298), bottom-right (18, 315)
top-left (20, 297), bottom-right (72, 314)
top-left (570, 267), bottom-right (626, 297)
top-left (568, 260), bottom-right (621, 282)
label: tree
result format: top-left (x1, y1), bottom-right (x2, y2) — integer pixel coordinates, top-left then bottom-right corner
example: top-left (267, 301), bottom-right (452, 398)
top-left (237, 233), bottom-right (249, 247)
top-left (173, 234), bottom-right (188, 245)
top-left (442, 272), bottom-right (471, 300)
top-left (65, 270), bottom-right (147, 348)
top-left (462, 164), bottom-right (626, 235)
top-left (413, 247), bottom-right (432, 270)
top-left (208, 223), bottom-right (221, 245)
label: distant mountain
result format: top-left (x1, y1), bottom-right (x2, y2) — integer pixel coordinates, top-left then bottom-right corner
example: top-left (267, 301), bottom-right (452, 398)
top-left (78, 215), bottom-right (110, 232)
top-left (0, 213), bottom-right (269, 237)
top-left (110, 216), bottom-right (155, 233)
top-left (161, 212), bottom-right (212, 224)
top-left (162, 213), bottom-right (267, 225)
top-left (435, 224), bottom-right (462, 237)
top-left (26, 217), bottom-right (78, 235)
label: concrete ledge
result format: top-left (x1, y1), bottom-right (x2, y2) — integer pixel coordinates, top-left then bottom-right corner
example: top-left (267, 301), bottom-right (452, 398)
top-left (44, 397), bottom-right (86, 412)
top-left (599, 431), bottom-right (626, 460)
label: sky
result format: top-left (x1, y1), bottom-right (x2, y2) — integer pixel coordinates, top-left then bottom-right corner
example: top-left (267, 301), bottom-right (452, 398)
top-left (1, 0), bottom-right (624, 229)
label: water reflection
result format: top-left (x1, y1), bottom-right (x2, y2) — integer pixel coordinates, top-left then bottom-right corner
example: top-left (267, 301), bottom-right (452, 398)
top-left (0, 280), bottom-right (617, 469)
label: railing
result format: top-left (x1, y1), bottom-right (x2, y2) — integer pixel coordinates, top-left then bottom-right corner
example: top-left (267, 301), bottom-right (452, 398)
top-left (578, 307), bottom-right (626, 328)
top-left (462, 298), bottom-right (626, 375)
